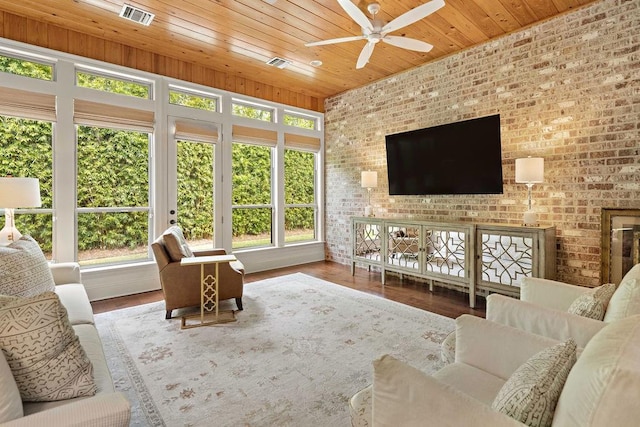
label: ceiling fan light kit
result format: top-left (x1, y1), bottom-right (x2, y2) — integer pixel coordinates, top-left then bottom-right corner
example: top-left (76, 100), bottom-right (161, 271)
top-left (305, 0), bottom-right (445, 69)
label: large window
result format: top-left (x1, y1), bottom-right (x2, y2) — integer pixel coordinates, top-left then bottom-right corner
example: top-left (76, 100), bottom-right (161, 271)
top-left (232, 142), bottom-right (273, 249)
top-left (76, 125), bottom-right (151, 265)
top-left (0, 115), bottom-right (54, 258)
top-left (284, 149), bottom-right (316, 243)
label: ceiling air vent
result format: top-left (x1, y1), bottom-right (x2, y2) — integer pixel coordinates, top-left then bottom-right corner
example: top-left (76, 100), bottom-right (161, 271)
top-left (265, 57), bottom-right (291, 69)
top-left (119, 4), bottom-right (155, 26)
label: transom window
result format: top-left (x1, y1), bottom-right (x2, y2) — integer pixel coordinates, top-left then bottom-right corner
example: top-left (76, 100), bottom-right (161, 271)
top-left (169, 87), bottom-right (219, 112)
top-left (0, 52), bottom-right (54, 80)
top-left (232, 99), bottom-right (274, 122)
top-left (284, 111), bottom-right (318, 130)
top-left (76, 67), bottom-right (152, 99)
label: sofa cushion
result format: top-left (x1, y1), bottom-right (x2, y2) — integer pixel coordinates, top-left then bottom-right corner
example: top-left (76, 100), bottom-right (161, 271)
top-left (0, 235), bottom-right (55, 297)
top-left (434, 362), bottom-right (506, 406)
top-left (54, 283), bottom-right (95, 326)
top-left (603, 264), bottom-right (640, 322)
top-left (372, 354), bottom-right (519, 427)
top-left (553, 314), bottom-right (640, 426)
top-left (567, 283), bottom-right (616, 320)
top-left (162, 226), bottom-right (193, 262)
top-left (0, 350), bottom-right (23, 423)
top-left (492, 339), bottom-right (576, 427)
top-left (0, 292), bottom-right (97, 402)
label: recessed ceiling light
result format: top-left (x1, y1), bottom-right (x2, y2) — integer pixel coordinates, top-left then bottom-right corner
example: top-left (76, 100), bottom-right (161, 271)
top-left (310, 60), bottom-right (323, 67)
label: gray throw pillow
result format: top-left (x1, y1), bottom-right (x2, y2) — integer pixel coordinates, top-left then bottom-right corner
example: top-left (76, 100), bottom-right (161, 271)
top-left (492, 339), bottom-right (577, 427)
top-left (0, 292), bottom-right (96, 402)
top-left (568, 283), bottom-right (616, 320)
top-left (0, 235), bottom-right (55, 297)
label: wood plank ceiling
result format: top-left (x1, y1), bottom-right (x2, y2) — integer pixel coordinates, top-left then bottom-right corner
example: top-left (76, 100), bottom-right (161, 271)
top-left (0, 0), bottom-right (596, 102)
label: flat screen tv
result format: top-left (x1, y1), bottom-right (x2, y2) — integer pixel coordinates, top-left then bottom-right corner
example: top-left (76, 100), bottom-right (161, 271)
top-left (385, 114), bottom-right (503, 195)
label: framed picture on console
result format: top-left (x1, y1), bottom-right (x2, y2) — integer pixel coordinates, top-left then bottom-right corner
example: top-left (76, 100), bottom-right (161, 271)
top-left (602, 208), bottom-right (640, 284)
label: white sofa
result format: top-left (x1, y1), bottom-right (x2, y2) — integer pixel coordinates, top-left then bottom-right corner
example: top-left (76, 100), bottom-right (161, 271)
top-left (2, 263), bottom-right (131, 426)
top-left (350, 313), bottom-right (640, 426)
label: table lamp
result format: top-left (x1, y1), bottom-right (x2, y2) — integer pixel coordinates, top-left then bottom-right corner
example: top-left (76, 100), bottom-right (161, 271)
top-left (515, 157), bottom-right (544, 226)
top-left (361, 171), bottom-right (377, 217)
top-left (0, 177), bottom-right (42, 246)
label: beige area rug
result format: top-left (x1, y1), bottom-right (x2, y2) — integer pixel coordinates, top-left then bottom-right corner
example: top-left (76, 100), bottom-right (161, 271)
top-left (95, 273), bottom-right (454, 426)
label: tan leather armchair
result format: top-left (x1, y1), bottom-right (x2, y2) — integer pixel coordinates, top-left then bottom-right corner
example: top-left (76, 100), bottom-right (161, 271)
top-left (151, 227), bottom-right (245, 319)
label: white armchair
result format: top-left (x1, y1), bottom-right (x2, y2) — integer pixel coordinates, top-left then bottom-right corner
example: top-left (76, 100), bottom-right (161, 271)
top-left (351, 313), bottom-right (640, 426)
top-left (486, 263), bottom-right (640, 348)
top-left (440, 263), bottom-right (640, 365)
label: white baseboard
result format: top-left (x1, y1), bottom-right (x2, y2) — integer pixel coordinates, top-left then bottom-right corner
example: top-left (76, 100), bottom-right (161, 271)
top-left (82, 242), bottom-right (326, 301)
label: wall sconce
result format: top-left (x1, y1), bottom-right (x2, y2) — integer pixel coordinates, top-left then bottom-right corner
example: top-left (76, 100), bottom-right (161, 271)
top-left (361, 171), bottom-right (378, 217)
top-left (515, 157), bottom-right (544, 226)
top-left (0, 177), bottom-right (42, 246)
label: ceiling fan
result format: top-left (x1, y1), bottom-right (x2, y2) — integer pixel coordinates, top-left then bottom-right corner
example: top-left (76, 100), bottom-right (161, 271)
top-left (305, 0), bottom-right (445, 69)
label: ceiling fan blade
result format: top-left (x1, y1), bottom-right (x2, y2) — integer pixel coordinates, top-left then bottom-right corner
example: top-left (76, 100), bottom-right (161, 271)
top-left (305, 35), bottom-right (366, 47)
top-left (382, 36), bottom-right (433, 52)
top-left (337, 0), bottom-right (373, 32)
top-left (356, 41), bottom-right (375, 69)
top-left (382, 0), bottom-right (445, 34)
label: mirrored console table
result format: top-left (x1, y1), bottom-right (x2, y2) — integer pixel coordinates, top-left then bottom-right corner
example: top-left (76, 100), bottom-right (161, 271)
top-left (351, 217), bottom-right (556, 307)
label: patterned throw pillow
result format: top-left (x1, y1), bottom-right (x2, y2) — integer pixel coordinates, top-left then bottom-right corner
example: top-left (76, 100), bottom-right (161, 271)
top-left (567, 283), bottom-right (617, 320)
top-left (0, 235), bottom-right (55, 297)
top-left (162, 226), bottom-right (194, 262)
top-left (0, 292), bottom-right (96, 402)
top-left (492, 339), bottom-right (577, 427)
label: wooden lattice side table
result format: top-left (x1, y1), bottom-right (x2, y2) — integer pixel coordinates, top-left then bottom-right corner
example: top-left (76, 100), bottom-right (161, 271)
top-left (179, 254), bottom-right (238, 329)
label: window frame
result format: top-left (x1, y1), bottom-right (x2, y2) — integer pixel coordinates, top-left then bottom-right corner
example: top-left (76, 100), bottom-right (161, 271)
top-left (0, 40), bottom-right (324, 280)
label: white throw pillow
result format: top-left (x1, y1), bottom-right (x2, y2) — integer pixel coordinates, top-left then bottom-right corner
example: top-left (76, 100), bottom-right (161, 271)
top-left (492, 339), bottom-right (577, 427)
top-left (0, 235), bottom-right (55, 297)
top-left (0, 350), bottom-right (23, 423)
top-left (603, 278), bottom-right (640, 322)
top-left (0, 292), bottom-right (97, 402)
top-left (553, 314), bottom-right (640, 425)
top-left (162, 226), bottom-right (194, 262)
top-left (567, 283), bottom-right (616, 320)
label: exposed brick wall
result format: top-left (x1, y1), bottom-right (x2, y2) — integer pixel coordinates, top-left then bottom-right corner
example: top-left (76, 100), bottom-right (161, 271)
top-left (324, 0), bottom-right (639, 287)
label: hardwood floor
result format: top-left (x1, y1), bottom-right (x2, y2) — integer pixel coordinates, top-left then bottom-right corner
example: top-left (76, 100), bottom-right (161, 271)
top-left (91, 260), bottom-right (486, 319)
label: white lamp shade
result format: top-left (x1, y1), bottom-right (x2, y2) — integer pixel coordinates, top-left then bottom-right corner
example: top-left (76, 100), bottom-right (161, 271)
top-left (0, 177), bottom-right (42, 208)
top-left (515, 157), bottom-right (544, 183)
top-left (361, 171), bottom-right (378, 189)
